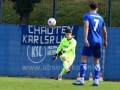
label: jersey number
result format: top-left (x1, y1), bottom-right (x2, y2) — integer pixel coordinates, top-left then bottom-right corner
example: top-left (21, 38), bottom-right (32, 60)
top-left (94, 19), bottom-right (99, 31)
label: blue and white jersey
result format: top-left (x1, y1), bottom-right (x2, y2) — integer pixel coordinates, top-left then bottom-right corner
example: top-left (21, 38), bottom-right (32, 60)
top-left (83, 12), bottom-right (105, 43)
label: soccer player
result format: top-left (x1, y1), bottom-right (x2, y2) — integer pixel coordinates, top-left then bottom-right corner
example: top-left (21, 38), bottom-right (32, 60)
top-left (53, 28), bottom-right (77, 80)
top-left (72, 2), bottom-right (107, 86)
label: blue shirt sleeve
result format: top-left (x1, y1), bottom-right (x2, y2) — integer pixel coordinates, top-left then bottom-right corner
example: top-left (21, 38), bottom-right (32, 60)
top-left (102, 20), bottom-right (106, 27)
top-left (83, 14), bottom-right (89, 22)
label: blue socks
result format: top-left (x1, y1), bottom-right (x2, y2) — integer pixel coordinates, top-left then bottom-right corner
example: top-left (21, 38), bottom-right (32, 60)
top-left (94, 63), bottom-right (100, 79)
top-left (80, 62), bottom-right (87, 78)
top-left (80, 62), bottom-right (100, 80)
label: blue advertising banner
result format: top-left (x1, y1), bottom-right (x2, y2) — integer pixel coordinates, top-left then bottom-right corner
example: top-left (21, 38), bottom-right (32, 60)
top-left (21, 25), bottom-right (79, 46)
top-left (1, 24), bottom-right (120, 80)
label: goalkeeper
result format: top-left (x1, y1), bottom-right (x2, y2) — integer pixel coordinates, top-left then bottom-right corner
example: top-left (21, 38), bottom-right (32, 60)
top-left (52, 28), bottom-right (77, 80)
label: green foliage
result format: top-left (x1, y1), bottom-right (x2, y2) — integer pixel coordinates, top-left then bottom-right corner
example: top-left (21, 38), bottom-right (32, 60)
top-left (11, 0), bottom-right (41, 3)
top-left (2, 0), bottom-right (120, 26)
top-left (9, 0), bottom-right (41, 14)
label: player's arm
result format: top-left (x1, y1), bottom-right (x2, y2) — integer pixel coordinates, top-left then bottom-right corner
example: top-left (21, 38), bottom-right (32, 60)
top-left (53, 39), bottom-right (64, 62)
top-left (84, 21), bottom-right (89, 41)
top-left (83, 15), bottom-right (90, 47)
top-left (56, 39), bottom-right (63, 54)
top-left (84, 21), bottom-right (90, 47)
top-left (102, 26), bottom-right (107, 47)
top-left (64, 40), bottom-right (76, 52)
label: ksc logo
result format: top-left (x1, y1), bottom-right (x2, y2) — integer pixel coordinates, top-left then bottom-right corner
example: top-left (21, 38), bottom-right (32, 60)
top-left (27, 46), bottom-right (46, 63)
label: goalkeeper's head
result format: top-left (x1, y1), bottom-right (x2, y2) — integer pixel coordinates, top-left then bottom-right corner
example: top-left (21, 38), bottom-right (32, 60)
top-left (65, 28), bottom-right (72, 40)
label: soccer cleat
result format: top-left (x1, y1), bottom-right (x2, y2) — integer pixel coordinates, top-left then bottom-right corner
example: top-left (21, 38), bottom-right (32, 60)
top-left (67, 69), bottom-right (70, 74)
top-left (55, 76), bottom-right (62, 80)
top-left (72, 80), bottom-right (84, 85)
top-left (91, 83), bottom-right (99, 86)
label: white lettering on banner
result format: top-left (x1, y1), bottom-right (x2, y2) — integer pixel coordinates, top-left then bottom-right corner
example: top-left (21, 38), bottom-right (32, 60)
top-left (62, 26), bottom-right (67, 33)
top-left (87, 64), bottom-right (94, 70)
top-left (34, 35), bottom-right (39, 44)
top-left (56, 36), bottom-right (65, 44)
top-left (40, 36), bottom-right (44, 44)
top-left (27, 45), bottom-right (58, 63)
top-left (47, 46), bottom-right (57, 49)
top-left (28, 25), bottom-right (34, 34)
top-left (61, 26), bottom-right (74, 33)
top-left (31, 46), bottom-right (42, 57)
top-left (23, 35), bottom-right (66, 44)
top-left (47, 28), bottom-right (54, 35)
top-left (55, 26), bottom-right (61, 34)
top-left (23, 35), bottom-right (27, 43)
top-left (28, 35), bottom-right (33, 43)
top-left (34, 26), bottom-right (40, 34)
top-left (22, 64), bottom-right (95, 71)
top-left (68, 26), bottom-right (74, 30)
top-left (50, 36), bottom-right (54, 44)
top-left (23, 25), bottom-right (75, 45)
top-left (28, 25), bottom-right (74, 34)
top-left (45, 35), bottom-right (49, 44)
top-left (61, 26), bottom-right (73, 33)
top-left (47, 50), bottom-right (56, 55)
top-left (27, 46), bottom-right (46, 63)
top-left (41, 27), bottom-right (46, 34)
top-left (53, 46), bottom-right (57, 49)
top-left (25, 26), bottom-right (76, 63)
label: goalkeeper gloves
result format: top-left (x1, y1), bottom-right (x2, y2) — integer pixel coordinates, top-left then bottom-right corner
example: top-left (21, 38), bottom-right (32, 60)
top-left (52, 50), bottom-right (66, 62)
top-left (58, 50), bottom-right (66, 56)
top-left (52, 53), bottom-right (58, 62)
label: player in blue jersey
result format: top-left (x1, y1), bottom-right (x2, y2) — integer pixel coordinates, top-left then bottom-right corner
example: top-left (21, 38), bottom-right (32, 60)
top-left (72, 2), bottom-right (107, 86)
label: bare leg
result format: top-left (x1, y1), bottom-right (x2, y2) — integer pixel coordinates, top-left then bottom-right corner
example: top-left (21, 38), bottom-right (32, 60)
top-left (81, 55), bottom-right (89, 62)
top-left (93, 57), bottom-right (99, 64)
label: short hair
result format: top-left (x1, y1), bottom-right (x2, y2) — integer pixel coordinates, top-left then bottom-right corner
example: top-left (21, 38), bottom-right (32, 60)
top-left (89, 2), bottom-right (98, 10)
top-left (65, 28), bottom-right (72, 33)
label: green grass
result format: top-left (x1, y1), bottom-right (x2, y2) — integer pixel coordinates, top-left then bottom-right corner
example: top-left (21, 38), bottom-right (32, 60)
top-left (0, 76), bottom-right (120, 90)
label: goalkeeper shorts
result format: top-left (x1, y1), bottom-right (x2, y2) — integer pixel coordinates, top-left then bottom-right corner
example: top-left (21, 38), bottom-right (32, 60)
top-left (60, 53), bottom-right (75, 64)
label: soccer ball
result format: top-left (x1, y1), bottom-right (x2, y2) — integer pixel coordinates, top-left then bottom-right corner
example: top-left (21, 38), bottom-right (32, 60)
top-left (47, 18), bottom-right (56, 27)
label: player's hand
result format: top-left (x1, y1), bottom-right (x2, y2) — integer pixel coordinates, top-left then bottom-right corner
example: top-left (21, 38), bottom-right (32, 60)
top-left (52, 53), bottom-right (58, 62)
top-left (103, 41), bottom-right (107, 47)
top-left (58, 50), bottom-right (66, 56)
top-left (85, 40), bottom-right (90, 47)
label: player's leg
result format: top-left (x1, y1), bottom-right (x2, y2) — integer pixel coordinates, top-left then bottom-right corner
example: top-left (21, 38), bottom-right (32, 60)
top-left (56, 59), bottom-right (67, 80)
top-left (61, 53), bottom-right (74, 74)
top-left (91, 57), bottom-right (100, 86)
top-left (91, 43), bottom-right (102, 86)
top-left (72, 43), bottom-right (95, 85)
top-left (73, 55), bottom-right (89, 85)
top-left (72, 56), bottom-right (88, 85)
top-left (55, 68), bottom-right (66, 80)
top-left (79, 55), bottom-right (88, 84)
top-left (56, 54), bottom-right (72, 80)
top-left (61, 54), bottom-right (70, 73)
top-left (79, 43), bottom-right (95, 83)
top-left (66, 53), bottom-right (75, 73)
top-left (55, 62), bottom-right (66, 80)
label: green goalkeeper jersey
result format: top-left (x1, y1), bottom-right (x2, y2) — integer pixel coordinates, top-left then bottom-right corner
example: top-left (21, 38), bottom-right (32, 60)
top-left (56, 37), bottom-right (77, 57)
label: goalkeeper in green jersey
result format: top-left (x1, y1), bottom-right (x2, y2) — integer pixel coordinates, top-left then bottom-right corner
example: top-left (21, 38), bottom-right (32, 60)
top-left (52, 28), bottom-right (77, 80)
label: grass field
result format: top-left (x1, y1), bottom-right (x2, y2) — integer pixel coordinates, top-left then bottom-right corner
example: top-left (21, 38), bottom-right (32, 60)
top-left (0, 76), bottom-right (119, 90)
